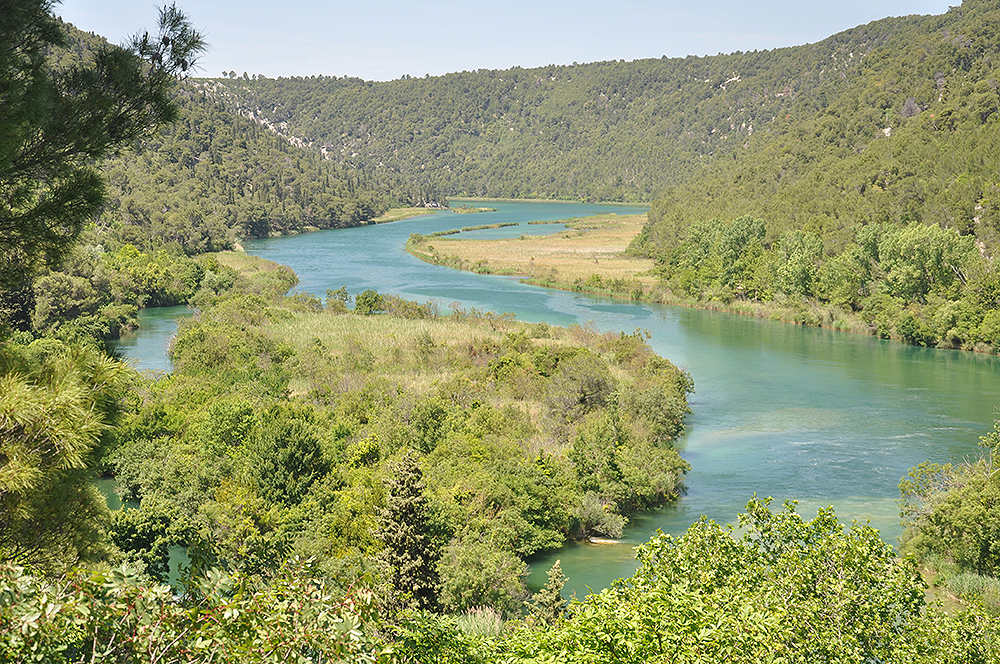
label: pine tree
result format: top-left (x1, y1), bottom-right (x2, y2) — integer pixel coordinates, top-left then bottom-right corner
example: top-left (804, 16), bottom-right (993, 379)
top-left (377, 450), bottom-right (439, 612)
top-left (527, 559), bottom-right (567, 625)
top-left (0, 1), bottom-right (206, 299)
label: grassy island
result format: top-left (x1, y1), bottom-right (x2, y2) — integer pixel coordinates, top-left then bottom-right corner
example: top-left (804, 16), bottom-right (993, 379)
top-left (408, 213), bottom-right (658, 300)
top-left (452, 204), bottom-right (499, 214)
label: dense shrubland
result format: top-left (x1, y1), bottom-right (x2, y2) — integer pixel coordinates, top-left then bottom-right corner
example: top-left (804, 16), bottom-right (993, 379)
top-left (5, 253), bottom-right (998, 661)
top-left (109, 256), bottom-right (691, 597)
top-left (205, 1), bottom-right (1000, 240)
top-left (5, 498), bottom-right (998, 662)
top-left (898, 420), bottom-right (1000, 612)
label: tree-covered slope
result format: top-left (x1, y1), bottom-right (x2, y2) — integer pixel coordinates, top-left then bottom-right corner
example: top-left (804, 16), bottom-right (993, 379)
top-left (57, 23), bottom-right (443, 255)
top-left (623, 0), bottom-right (1000, 352)
top-left (637, 0), bottom-right (1000, 258)
top-left (200, 4), bottom-right (984, 204)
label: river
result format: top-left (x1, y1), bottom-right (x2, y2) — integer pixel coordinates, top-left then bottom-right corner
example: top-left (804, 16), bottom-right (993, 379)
top-left (117, 200), bottom-right (1000, 597)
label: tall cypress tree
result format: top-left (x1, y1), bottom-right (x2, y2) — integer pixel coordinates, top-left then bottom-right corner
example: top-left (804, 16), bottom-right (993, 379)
top-left (527, 559), bottom-right (567, 625)
top-left (377, 450), bottom-right (439, 612)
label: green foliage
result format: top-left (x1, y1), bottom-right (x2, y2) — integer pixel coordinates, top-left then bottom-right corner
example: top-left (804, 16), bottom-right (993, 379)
top-left (355, 289), bottom-right (386, 315)
top-left (437, 536), bottom-right (528, 618)
top-left (96, 269), bottom-right (690, 612)
top-left (575, 492), bottom-right (626, 539)
top-left (545, 351), bottom-right (613, 422)
top-left (0, 561), bottom-right (385, 663)
top-left (243, 403), bottom-right (330, 506)
top-left (199, 7), bottom-right (974, 204)
top-left (427, 430), bottom-right (569, 558)
top-left (506, 497), bottom-right (995, 663)
top-left (526, 559), bottom-right (567, 626)
top-left (377, 451), bottom-right (440, 613)
top-left (0, 0), bottom-right (205, 298)
top-left (0, 338), bottom-right (128, 572)
top-left (200, 398), bottom-right (255, 456)
top-left (28, 242), bottom-right (211, 340)
top-left (391, 611), bottom-right (488, 664)
top-left (107, 503), bottom-right (178, 582)
top-left (653, 213), bottom-right (1000, 350)
top-left (326, 286), bottom-right (352, 313)
top-left (900, 421), bottom-right (1000, 578)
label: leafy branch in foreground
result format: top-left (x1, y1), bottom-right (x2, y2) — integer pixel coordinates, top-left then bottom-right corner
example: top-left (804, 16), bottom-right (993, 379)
top-left (504, 497), bottom-right (998, 663)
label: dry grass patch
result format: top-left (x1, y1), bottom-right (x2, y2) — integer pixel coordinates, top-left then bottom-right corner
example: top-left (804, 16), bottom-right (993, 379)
top-left (410, 213), bottom-right (657, 288)
top-left (370, 206), bottom-right (439, 224)
top-left (214, 250), bottom-right (290, 275)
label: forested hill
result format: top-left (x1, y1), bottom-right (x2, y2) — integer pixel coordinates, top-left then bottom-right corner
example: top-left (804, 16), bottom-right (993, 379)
top-left (198, 2), bottom-right (990, 206)
top-left (637, 0), bottom-right (1000, 259)
top-left (56, 23), bottom-right (443, 253)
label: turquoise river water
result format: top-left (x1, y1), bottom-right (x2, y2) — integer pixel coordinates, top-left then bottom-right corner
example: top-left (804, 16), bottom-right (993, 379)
top-left (116, 200), bottom-right (1000, 597)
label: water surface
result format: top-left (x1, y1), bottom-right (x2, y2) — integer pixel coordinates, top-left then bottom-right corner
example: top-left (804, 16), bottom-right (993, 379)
top-left (124, 201), bottom-right (1000, 597)
top-left (111, 305), bottom-right (195, 372)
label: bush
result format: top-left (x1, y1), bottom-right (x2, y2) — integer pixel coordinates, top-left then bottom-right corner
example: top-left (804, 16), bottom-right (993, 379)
top-left (355, 289), bottom-right (385, 315)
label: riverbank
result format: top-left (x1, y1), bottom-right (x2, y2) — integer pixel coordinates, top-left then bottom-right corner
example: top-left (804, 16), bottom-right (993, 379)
top-left (406, 214), bottom-right (998, 354)
top-left (407, 213), bottom-right (658, 296)
top-left (262, 206), bottom-right (441, 239)
top-left (368, 206), bottom-right (442, 224)
top-left (448, 196), bottom-right (650, 207)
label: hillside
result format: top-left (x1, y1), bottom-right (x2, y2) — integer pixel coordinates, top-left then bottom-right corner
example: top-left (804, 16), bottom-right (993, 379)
top-left (197, 4), bottom-right (979, 204)
top-left (636, 0), bottom-right (1000, 258)
top-left (55, 22), bottom-right (444, 255)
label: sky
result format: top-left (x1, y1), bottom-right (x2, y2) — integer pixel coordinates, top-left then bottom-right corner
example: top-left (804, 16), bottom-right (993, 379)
top-left (57, 0), bottom-right (956, 81)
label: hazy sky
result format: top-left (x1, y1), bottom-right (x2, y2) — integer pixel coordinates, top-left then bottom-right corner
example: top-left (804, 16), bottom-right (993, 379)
top-left (58, 0), bottom-right (955, 81)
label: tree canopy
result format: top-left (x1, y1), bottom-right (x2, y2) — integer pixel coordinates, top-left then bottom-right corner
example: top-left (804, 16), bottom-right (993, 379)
top-left (0, 0), bottom-right (205, 298)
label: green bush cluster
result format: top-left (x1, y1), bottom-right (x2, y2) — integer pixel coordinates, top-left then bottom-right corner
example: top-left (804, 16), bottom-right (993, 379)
top-left (899, 421), bottom-right (1000, 611)
top-left (649, 215), bottom-right (1000, 349)
top-left (90, 278), bottom-right (692, 617)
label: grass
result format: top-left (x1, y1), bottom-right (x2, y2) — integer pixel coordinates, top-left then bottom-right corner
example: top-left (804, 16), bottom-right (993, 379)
top-left (408, 213), bottom-right (657, 295)
top-left (214, 250), bottom-right (289, 274)
top-left (256, 303), bottom-right (674, 453)
top-left (369, 206), bottom-right (440, 224)
top-left (945, 572), bottom-right (1000, 614)
top-left (455, 606), bottom-right (505, 638)
top-left (212, 251), bottom-right (299, 295)
top-left (406, 214), bottom-right (913, 343)
top-left (270, 306), bottom-right (542, 404)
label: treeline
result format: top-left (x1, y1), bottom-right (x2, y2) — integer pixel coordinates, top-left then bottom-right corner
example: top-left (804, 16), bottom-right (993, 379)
top-left (612, 0), bottom-right (1000, 351)
top-left (637, 0), bottom-right (1000, 258)
top-left (640, 215), bottom-right (1000, 350)
top-left (57, 22), bottom-right (444, 257)
top-left (201, 35), bottom-right (873, 201)
top-left (200, 1), bottom-right (991, 210)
